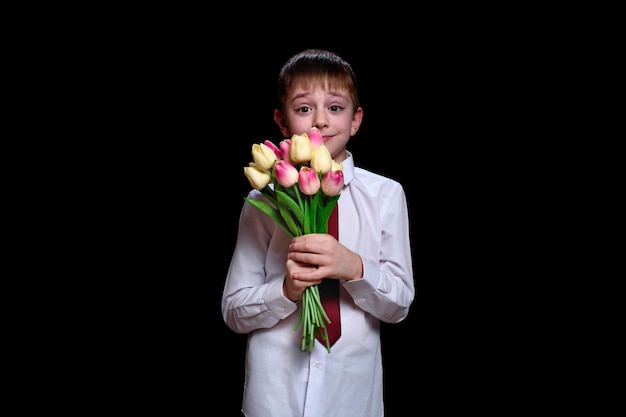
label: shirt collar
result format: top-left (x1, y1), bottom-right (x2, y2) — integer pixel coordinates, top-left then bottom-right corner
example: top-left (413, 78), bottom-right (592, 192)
top-left (342, 150), bottom-right (355, 186)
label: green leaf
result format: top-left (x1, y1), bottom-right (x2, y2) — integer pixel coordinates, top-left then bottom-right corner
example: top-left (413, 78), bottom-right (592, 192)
top-left (303, 197), bottom-right (311, 234)
top-left (244, 197), bottom-right (295, 238)
top-left (311, 192), bottom-right (321, 232)
top-left (283, 182), bottom-right (299, 202)
top-left (275, 189), bottom-right (304, 225)
top-left (260, 187), bottom-right (278, 206)
top-left (277, 198), bottom-right (302, 237)
top-left (318, 196), bottom-right (340, 233)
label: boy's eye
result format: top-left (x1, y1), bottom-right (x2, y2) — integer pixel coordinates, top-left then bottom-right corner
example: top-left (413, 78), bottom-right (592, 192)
top-left (329, 105), bottom-right (341, 112)
top-left (297, 106), bottom-right (311, 113)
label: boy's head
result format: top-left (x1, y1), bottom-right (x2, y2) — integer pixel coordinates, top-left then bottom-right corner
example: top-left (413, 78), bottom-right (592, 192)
top-left (276, 49), bottom-right (360, 113)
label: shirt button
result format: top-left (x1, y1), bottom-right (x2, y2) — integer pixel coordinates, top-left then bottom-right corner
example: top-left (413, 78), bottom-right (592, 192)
top-left (314, 361), bottom-right (322, 368)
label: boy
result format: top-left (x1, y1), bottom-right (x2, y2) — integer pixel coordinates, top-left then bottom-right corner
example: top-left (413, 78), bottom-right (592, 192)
top-left (222, 49), bottom-right (415, 417)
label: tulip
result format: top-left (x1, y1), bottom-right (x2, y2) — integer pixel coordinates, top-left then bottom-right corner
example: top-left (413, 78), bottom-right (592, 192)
top-left (307, 128), bottom-right (324, 148)
top-left (310, 145), bottom-right (332, 174)
top-left (244, 163), bottom-right (271, 190)
top-left (274, 160), bottom-right (299, 187)
top-left (290, 133), bottom-right (312, 165)
top-left (279, 139), bottom-right (292, 164)
top-left (252, 143), bottom-right (277, 171)
top-left (242, 133), bottom-right (344, 354)
top-left (321, 169), bottom-right (344, 196)
top-left (263, 140), bottom-right (283, 160)
top-left (298, 166), bottom-right (320, 195)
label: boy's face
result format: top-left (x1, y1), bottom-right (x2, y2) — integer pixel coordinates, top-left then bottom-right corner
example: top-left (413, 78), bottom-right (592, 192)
top-left (275, 83), bottom-right (362, 163)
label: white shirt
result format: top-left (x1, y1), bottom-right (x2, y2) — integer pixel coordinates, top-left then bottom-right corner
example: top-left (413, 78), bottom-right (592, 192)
top-left (222, 151), bottom-right (415, 417)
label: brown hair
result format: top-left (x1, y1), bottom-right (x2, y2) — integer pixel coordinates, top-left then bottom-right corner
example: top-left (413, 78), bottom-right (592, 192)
top-left (276, 49), bottom-right (360, 112)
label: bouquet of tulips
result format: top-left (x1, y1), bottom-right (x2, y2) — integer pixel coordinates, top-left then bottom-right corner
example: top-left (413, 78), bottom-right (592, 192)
top-left (243, 127), bottom-right (344, 352)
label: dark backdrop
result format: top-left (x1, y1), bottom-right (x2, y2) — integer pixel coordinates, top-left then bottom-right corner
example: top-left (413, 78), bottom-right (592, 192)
top-left (164, 45), bottom-right (445, 417)
top-left (191, 45), bottom-right (426, 416)
top-left (4, 41), bottom-right (479, 416)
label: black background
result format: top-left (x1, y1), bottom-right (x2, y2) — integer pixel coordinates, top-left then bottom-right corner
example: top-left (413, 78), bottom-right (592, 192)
top-left (3, 34), bottom-right (519, 416)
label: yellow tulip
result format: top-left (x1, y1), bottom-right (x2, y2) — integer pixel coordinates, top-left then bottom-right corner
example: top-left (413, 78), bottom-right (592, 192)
top-left (251, 143), bottom-right (277, 171)
top-left (289, 133), bottom-right (312, 165)
top-left (244, 163), bottom-right (271, 190)
top-left (310, 145), bottom-right (332, 174)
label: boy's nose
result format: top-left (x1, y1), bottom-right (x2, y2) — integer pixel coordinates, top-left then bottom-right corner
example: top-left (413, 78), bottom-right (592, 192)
top-left (313, 117), bottom-right (329, 129)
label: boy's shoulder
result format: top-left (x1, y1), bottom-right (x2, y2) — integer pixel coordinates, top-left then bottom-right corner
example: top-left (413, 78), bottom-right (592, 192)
top-left (354, 166), bottom-right (402, 185)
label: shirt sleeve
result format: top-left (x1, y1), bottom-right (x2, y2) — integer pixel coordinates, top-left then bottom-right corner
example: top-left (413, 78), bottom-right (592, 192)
top-left (221, 192), bottom-right (298, 334)
top-left (343, 181), bottom-right (415, 323)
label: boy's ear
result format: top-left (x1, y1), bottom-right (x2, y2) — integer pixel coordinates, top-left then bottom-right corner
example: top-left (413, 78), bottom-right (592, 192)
top-left (274, 109), bottom-right (290, 137)
top-left (351, 107), bottom-right (364, 136)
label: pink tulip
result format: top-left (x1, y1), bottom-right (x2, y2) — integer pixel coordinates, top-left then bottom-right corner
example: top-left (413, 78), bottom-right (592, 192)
top-left (298, 166), bottom-right (320, 195)
top-left (274, 160), bottom-right (299, 187)
top-left (279, 139), bottom-right (292, 164)
top-left (321, 169), bottom-right (344, 196)
top-left (263, 140), bottom-right (283, 160)
top-left (307, 127), bottom-right (324, 148)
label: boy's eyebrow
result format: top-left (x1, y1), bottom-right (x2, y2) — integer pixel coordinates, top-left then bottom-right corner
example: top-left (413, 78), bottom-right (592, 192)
top-left (290, 90), bottom-right (349, 100)
top-left (290, 92), bottom-right (310, 100)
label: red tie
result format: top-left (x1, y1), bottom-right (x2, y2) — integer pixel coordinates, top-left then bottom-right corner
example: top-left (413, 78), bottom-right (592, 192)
top-left (317, 204), bottom-right (341, 348)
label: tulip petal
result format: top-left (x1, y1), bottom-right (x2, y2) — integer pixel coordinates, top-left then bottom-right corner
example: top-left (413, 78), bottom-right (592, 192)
top-left (263, 140), bottom-right (282, 160)
top-left (311, 145), bottom-right (332, 174)
top-left (307, 128), bottom-right (324, 148)
top-left (252, 143), bottom-right (277, 171)
top-left (290, 133), bottom-right (312, 164)
top-left (274, 160), bottom-right (299, 188)
top-left (244, 165), bottom-right (271, 190)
